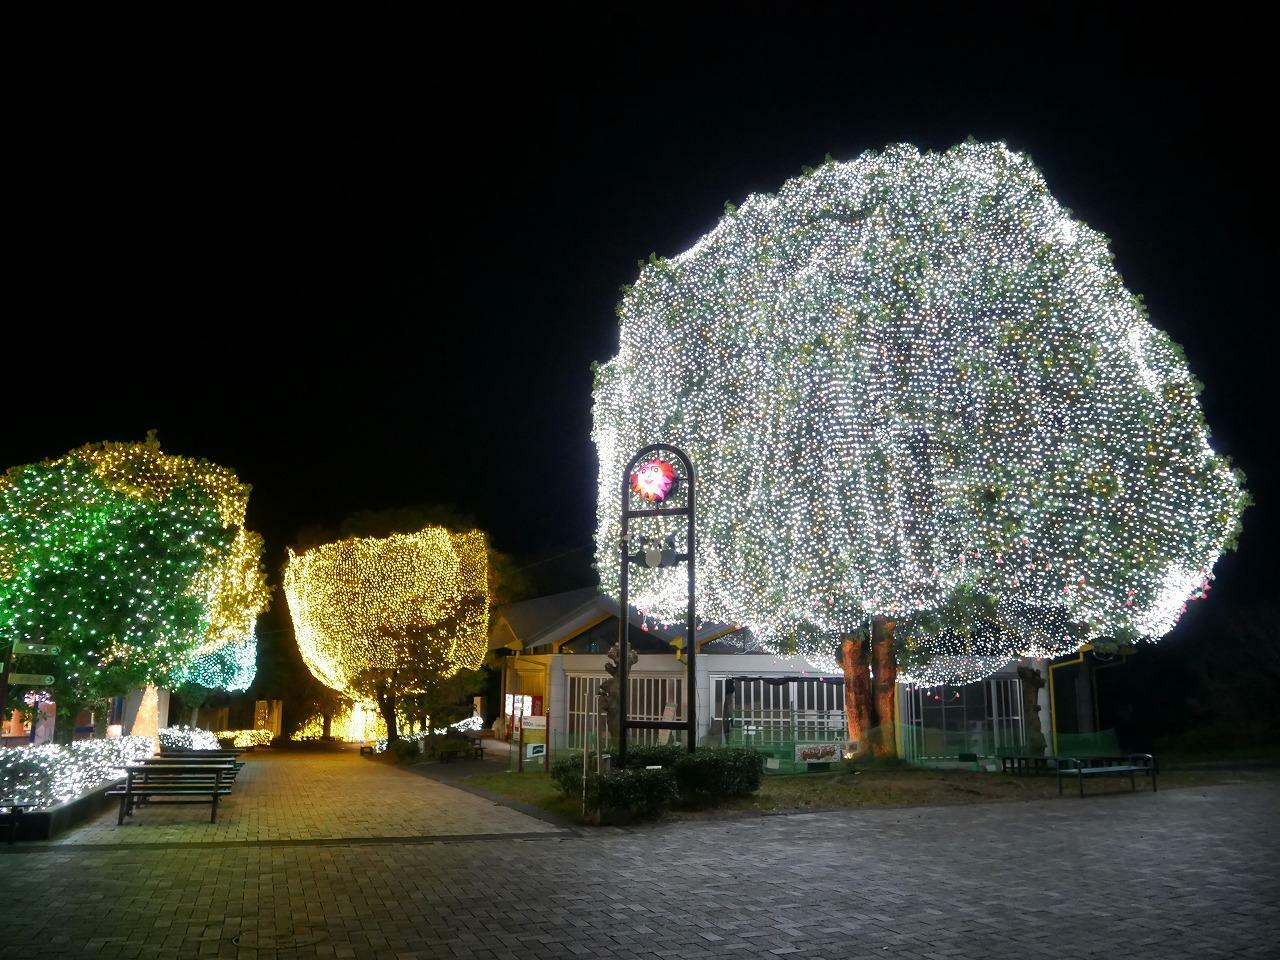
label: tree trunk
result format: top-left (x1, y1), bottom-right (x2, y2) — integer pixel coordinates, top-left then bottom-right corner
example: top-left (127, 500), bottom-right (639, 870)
top-left (377, 692), bottom-right (399, 742)
top-left (1017, 665), bottom-right (1047, 756)
top-left (870, 617), bottom-right (898, 758)
top-left (322, 712), bottom-right (332, 739)
top-left (840, 632), bottom-right (872, 756)
top-left (54, 701), bottom-right (82, 744)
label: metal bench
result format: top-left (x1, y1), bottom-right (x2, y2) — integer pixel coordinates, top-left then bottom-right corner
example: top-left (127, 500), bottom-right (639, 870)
top-left (108, 763), bottom-right (235, 824)
top-left (1056, 754), bottom-right (1158, 797)
top-left (2, 800), bottom-right (32, 845)
top-left (1001, 754), bottom-right (1052, 776)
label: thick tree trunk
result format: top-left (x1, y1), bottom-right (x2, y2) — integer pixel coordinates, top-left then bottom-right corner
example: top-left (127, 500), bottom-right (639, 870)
top-left (841, 632), bottom-right (872, 756)
top-left (322, 713), bottom-right (332, 739)
top-left (870, 617), bottom-right (898, 758)
top-left (377, 692), bottom-right (399, 743)
top-left (1016, 665), bottom-right (1047, 756)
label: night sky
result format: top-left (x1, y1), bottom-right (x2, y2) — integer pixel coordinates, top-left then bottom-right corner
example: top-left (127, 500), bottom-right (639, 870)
top-left (7, 9), bottom-right (1274, 647)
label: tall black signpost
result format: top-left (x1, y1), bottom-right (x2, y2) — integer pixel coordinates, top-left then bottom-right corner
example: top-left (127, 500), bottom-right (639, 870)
top-left (617, 444), bottom-right (696, 768)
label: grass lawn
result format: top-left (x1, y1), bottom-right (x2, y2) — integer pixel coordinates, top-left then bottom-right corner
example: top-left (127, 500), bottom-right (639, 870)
top-left (711, 766), bottom-right (1257, 816)
top-left (463, 771), bottom-right (585, 821)
top-left (464, 765), bottom-right (1274, 825)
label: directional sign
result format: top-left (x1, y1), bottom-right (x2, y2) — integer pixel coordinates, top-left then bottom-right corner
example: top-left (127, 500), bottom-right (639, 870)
top-left (13, 642), bottom-right (61, 655)
top-left (8, 673), bottom-right (55, 686)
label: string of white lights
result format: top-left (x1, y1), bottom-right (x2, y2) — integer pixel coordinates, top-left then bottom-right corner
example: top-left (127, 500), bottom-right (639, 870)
top-left (592, 142), bottom-right (1247, 683)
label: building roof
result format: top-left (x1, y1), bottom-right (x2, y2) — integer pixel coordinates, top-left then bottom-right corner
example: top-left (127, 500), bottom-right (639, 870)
top-left (489, 587), bottom-right (741, 653)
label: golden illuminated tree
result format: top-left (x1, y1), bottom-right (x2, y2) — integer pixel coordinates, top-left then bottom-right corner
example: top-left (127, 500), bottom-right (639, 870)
top-left (282, 526), bottom-right (489, 741)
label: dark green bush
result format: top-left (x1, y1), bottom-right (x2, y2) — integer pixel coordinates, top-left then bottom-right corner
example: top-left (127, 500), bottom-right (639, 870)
top-left (423, 733), bottom-right (468, 760)
top-left (621, 743), bottom-right (684, 769)
top-left (673, 747), bottom-right (765, 806)
top-left (391, 739), bottom-right (421, 762)
top-left (597, 766), bottom-right (678, 820)
top-left (550, 754), bottom-right (586, 795)
top-left (552, 747), bottom-right (761, 820)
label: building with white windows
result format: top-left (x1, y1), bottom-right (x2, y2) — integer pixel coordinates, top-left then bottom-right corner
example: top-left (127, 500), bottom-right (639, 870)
top-left (490, 589), bottom-right (1066, 769)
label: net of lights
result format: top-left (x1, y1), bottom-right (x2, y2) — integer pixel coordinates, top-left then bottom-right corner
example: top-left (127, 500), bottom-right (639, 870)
top-left (157, 725), bottom-right (221, 750)
top-left (592, 142), bottom-right (1248, 684)
top-left (0, 435), bottom-right (270, 696)
top-left (290, 701), bottom-right (387, 742)
top-left (0, 736), bottom-right (154, 809)
top-left (214, 728), bottom-right (273, 748)
top-left (373, 716), bottom-right (480, 753)
top-left (283, 526), bottom-right (490, 697)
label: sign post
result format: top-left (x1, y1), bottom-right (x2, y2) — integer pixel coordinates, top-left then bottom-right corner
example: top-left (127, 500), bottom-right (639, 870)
top-left (520, 713), bottom-right (547, 772)
top-left (617, 444), bottom-right (697, 768)
top-left (7, 674), bottom-right (55, 686)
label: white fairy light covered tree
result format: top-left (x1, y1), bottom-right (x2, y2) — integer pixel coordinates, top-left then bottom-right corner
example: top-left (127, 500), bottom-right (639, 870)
top-left (591, 142), bottom-right (1247, 753)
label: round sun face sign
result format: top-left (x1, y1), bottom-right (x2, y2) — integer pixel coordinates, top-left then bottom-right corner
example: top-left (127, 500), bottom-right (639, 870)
top-left (631, 458), bottom-right (676, 502)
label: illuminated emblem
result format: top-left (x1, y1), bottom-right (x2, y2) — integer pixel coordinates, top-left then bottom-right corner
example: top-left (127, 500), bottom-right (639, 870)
top-left (631, 458), bottom-right (676, 501)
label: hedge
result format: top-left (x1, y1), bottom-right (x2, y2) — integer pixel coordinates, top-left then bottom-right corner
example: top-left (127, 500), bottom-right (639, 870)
top-left (551, 746), bottom-right (764, 820)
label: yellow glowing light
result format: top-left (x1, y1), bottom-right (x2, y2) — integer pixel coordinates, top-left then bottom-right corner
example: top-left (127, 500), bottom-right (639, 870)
top-left (291, 701), bottom-right (387, 742)
top-left (283, 527), bottom-right (490, 696)
top-left (214, 729), bottom-right (274, 748)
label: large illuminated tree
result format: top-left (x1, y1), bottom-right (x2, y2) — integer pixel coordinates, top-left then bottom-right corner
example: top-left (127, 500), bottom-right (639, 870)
top-left (0, 435), bottom-right (269, 736)
top-left (283, 526), bottom-right (490, 742)
top-left (592, 142), bottom-right (1247, 753)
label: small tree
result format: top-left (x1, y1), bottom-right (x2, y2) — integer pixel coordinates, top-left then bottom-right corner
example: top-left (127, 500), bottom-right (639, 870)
top-left (283, 525), bottom-right (490, 742)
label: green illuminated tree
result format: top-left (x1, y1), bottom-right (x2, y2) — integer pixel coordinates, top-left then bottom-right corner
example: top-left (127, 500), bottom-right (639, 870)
top-left (0, 457), bottom-right (231, 736)
top-left (1, 438), bottom-right (268, 740)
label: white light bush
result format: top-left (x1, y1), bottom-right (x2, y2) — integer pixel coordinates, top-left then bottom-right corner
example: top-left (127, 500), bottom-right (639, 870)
top-left (157, 725), bottom-right (220, 750)
top-left (0, 736), bottom-right (154, 809)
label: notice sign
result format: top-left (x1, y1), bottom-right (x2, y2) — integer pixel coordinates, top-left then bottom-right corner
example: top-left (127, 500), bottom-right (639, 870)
top-left (13, 642), bottom-right (61, 655)
top-left (8, 673), bottom-right (55, 686)
top-left (794, 742), bottom-right (841, 764)
top-left (521, 715), bottom-right (546, 730)
top-left (526, 743), bottom-right (547, 760)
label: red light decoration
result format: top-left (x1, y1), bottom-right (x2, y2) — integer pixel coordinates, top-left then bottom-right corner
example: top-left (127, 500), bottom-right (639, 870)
top-left (631, 458), bottom-right (676, 502)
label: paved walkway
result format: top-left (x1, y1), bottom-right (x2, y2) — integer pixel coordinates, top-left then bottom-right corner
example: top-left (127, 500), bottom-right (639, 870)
top-left (54, 748), bottom-right (562, 845)
top-left (2, 774), bottom-right (1276, 959)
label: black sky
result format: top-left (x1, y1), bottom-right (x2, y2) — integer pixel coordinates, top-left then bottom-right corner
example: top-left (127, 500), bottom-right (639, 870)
top-left (7, 8), bottom-right (1275, 639)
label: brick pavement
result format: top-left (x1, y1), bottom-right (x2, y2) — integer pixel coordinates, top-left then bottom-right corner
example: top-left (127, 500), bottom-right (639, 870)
top-left (2, 773), bottom-right (1276, 959)
top-left (54, 748), bottom-right (564, 845)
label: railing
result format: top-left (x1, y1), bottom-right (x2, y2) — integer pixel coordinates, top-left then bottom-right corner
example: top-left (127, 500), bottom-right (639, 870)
top-left (724, 710), bottom-right (847, 747)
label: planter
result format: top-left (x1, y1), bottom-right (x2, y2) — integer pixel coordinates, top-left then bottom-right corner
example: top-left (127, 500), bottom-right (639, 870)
top-left (6, 779), bottom-right (121, 841)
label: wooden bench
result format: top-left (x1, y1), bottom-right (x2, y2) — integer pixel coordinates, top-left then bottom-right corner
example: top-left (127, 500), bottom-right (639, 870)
top-left (137, 755), bottom-right (244, 781)
top-left (108, 763), bottom-right (235, 824)
top-left (1056, 754), bottom-right (1158, 797)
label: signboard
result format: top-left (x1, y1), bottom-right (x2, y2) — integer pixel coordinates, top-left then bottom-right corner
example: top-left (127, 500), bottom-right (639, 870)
top-left (13, 642), bottom-right (61, 655)
top-left (794, 742), bottom-right (841, 764)
top-left (8, 673), bottom-right (55, 686)
top-left (525, 742), bottom-right (547, 760)
top-left (521, 715), bottom-right (547, 730)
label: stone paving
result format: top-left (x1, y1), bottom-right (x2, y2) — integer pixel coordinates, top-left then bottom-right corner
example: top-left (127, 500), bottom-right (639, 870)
top-left (54, 748), bottom-right (563, 845)
top-left (1, 764), bottom-right (1276, 959)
